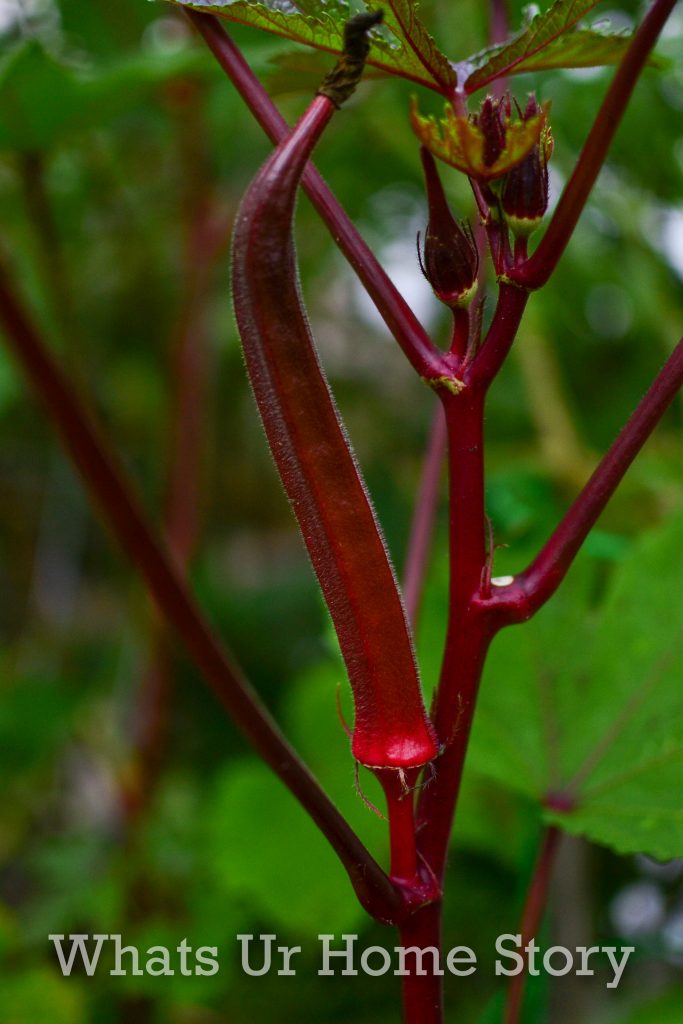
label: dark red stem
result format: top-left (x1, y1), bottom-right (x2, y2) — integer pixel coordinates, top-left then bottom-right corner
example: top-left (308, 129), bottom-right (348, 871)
top-left (450, 306), bottom-right (471, 360)
top-left (125, 74), bottom-right (228, 821)
top-left (0, 258), bottom-right (405, 924)
top-left (185, 9), bottom-right (444, 380)
top-left (398, 902), bottom-right (444, 1024)
top-left (468, 282), bottom-right (529, 385)
top-left (403, 404), bottom-right (447, 625)
top-left (376, 768), bottom-right (421, 884)
top-left (510, 0), bottom-right (677, 290)
top-left (490, 0), bottom-right (509, 46)
top-left (416, 387), bottom-right (494, 878)
top-left (504, 827), bottom-right (561, 1024)
top-left (417, 622), bottom-right (493, 878)
top-left (164, 199), bottom-right (227, 570)
top-left (490, 337), bottom-right (683, 622)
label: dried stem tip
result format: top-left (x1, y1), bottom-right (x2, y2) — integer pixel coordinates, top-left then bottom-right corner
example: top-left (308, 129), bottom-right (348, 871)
top-left (318, 9), bottom-right (384, 107)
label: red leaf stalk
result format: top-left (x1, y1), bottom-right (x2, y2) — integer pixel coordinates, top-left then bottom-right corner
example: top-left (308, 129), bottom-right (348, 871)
top-left (487, 337), bottom-right (683, 623)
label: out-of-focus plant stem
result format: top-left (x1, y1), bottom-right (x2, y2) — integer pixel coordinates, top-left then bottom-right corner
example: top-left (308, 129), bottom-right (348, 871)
top-left (505, 827), bottom-right (561, 1024)
top-left (122, 84), bottom-right (231, 824)
top-left (398, 902), bottom-right (444, 1024)
top-left (0, 259), bottom-right (405, 923)
top-left (514, 321), bottom-right (594, 490)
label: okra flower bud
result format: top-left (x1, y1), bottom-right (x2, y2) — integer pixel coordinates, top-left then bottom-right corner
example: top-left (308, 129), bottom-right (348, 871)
top-left (411, 87), bottom-right (549, 187)
top-left (501, 96), bottom-right (553, 237)
top-left (419, 147), bottom-right (478, 309)
top-left (475, 94), bottom-right (511, 169)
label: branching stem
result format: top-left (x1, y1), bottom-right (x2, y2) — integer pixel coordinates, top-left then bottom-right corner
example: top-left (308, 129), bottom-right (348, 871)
top-left (486, 337), bottom-right (683, 623)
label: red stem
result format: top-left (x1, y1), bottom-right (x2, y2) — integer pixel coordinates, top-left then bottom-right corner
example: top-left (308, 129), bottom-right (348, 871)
top-left (490, 0), bottom-right (509, 46)
top-left (450, 306), bottom-right (471, 360)
top-left (124, 86), bottom-right (228, 824)
top-left (417, 624), bottom-right (493, 877)
top-left (185, 10), bottom-right (444, 381)
top-left (492, 337), bottom-right (683, 622)
top-left (398, 902), bottom-right (444, 1024)
top-left (504, 827), bottom-right (561, 1024)
top-left (440, 388), bottom-right (488, 616)
top-left (376, 768), bottom-right (420, 883)
top-left (403, 404), bottom-right (447, 625)
top-left (416, 388), bottom-right (494, 877)
top-left (164, 199), bottom-right (227, 571)
top-left (510, 0), bottom-right (677, 290)
top-left (0, 257), bottom-right (405, 924)
top-left (468, 282), bottom-right (529, 386)
top-left (489, 0), bottom-right (510, 102)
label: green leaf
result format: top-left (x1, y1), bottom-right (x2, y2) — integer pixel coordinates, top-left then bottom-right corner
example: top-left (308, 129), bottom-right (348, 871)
top-left (468, 514), bottom-right (683, 860)
top-left (166, 0), bottom-right (349, 61)
top-left (468, 27), bottom-right (638, 81)
top-left (382, 0), bottom-right (456, 93)
top-left (463, 0), bottom-right (606, 94)
top-left (167, 0), bottom-right (455, 92)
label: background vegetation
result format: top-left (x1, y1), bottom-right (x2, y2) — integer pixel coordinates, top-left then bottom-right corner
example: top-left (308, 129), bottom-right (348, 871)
top-left (0, 0), bottom-right (682, 1020)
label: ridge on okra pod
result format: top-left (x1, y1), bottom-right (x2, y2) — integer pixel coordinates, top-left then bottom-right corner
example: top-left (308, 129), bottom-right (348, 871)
top-left (230, 11), bottom-right (438, 772)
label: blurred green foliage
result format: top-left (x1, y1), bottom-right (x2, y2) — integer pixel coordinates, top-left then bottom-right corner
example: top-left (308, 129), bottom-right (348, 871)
top-left (0, 0), bottom-right (682, 1021)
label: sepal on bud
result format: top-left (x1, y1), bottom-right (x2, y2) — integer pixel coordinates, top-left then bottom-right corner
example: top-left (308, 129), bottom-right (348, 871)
top-left (418, 147), bottom-right (479, 309)
top-left (411, 92), bottom-right (548, 183)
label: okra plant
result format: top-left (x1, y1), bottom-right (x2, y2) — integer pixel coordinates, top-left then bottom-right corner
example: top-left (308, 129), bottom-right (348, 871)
top-left (0, 0), bottom-right (682, 1021)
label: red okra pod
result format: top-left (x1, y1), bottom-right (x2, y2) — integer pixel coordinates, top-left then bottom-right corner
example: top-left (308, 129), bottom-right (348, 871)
top-left (231, 15), bottom-right (437, 770)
